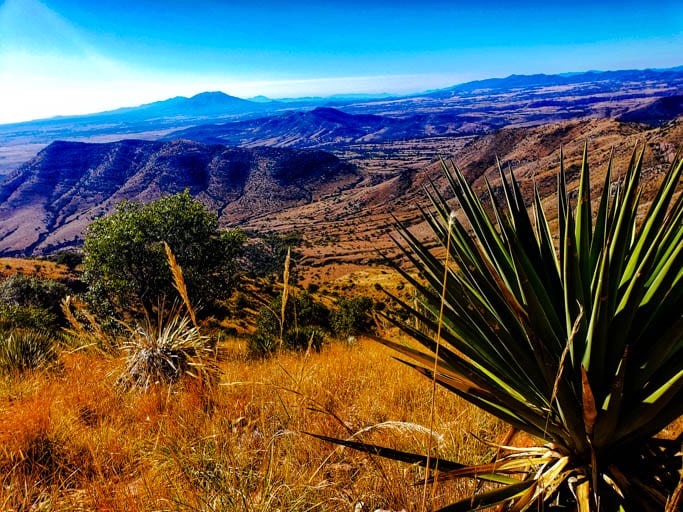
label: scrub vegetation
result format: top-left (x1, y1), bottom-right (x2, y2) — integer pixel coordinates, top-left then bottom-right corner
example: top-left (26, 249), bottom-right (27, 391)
top-left (0, 143), bottom-right (680, 511)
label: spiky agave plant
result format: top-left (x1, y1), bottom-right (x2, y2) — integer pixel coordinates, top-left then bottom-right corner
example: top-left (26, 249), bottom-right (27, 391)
top-left (312, 145), bottom-right (682, 511)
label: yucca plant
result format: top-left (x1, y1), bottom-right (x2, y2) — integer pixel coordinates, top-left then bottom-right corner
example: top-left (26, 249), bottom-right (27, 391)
top-left (312, 145), bottom-right (682, 511)
top-left (117, 303), bottom-right (217, 390)
top-left (118, 243), bottom-right (217, 390)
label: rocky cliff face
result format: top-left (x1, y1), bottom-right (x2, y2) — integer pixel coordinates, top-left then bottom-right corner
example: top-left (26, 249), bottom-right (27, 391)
top-left (0, 140), bottom-right (358, 255)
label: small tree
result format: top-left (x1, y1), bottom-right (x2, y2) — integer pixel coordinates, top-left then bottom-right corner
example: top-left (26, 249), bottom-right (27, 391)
top-left (50, 250), bottom-right (83, 272)
top-left (83, 191), bottom-right (245, 316)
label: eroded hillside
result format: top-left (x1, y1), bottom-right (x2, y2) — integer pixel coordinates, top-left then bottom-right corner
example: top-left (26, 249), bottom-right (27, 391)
top-left (0, 117), bottom-right (680, 286)
top-left (0, 140), bottom-right (358, 255)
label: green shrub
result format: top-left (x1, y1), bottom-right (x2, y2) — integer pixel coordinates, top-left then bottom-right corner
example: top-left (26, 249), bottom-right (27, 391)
top-left (248, 292), bottom-right (330, 358)
top-left (0, 274), bottom-right (70, 330)
top-left (247, 331), bottom-right (278, 358)
top-left (331, 296), bottom-right (375, 338)
top-left (0, 305), bottom-right (58, 331)
top-left (283, 326), bottom-right (326, 353)
top-left (83, 191), bottom-right (245, 317)
top-left (0, 329), bottom-right (57, 374)
top-left (50, 250), bottom-right (83, 271)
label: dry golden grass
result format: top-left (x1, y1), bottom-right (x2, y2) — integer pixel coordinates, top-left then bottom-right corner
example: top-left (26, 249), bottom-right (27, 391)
top-left (0, 257), bottom-right (74, 281)
top-left (0, 337), bottom-right (508, 511)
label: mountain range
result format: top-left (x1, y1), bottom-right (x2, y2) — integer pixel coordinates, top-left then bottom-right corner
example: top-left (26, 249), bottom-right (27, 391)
top-left (1, 67), bottom-right (682, 175)
top-left (161, 107), bottom-right (476, 148)
top-left (0, 66), bottom-right (682, 262)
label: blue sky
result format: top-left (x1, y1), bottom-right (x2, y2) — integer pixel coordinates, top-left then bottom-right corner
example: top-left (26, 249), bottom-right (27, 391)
top-left (0, 0), bottom-right (681, 124)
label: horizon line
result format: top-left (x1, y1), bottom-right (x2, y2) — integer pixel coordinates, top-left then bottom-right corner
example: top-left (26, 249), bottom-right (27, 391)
top-left (2, 64), bottom-right (682, 126)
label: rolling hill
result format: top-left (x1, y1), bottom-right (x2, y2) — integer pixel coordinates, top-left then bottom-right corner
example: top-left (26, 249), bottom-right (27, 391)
top-left (0, 140), bottom-right (358, 256)
top-left (0, 115), bottom-right (681, 284)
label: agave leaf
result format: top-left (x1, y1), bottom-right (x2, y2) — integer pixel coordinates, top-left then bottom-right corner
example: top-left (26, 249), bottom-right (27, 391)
top-left (641, 239), bottom-right (683, 306)
top-left (306, 432), bottom-right (458, 469)
top-left (614, 370), bottom-right (683, 446)
top-left (581, 244), bottom-right (611, 386)
top-left (510, 458), bottom-right (571, 512)
top-left (397, 358), bottom-right (565, 441)
top-left (507, 235), bottom-right (564, 352)
top-left (580, 366), bottom-right (598, 436)
top-left (443, 162), bottom-right (520, 294)
top-left (436, 452), bottom-right (558, 480)
top-left (562, 196), bottom-right (587, 363)
top-left (495, 165), bottom-right (565, 313)
top-left (380, 254), bottom-right (549, 402)
top-left (643, 368), bottom-right (683, 405)
top-left (609, 147), bottom-right (644, 287)
top-left (368, 331), bottom-right (537, 412)
top-left (379, 288), bottom-right (534, 392)
top-left (609, 229), bottom-right (682, 383)
top-left (575, 478), bottom-right (593, 512)
top-left (632, 316), bottom-right (683, 395)
top-left (593, 347), bottom-right (628, 447)
top-left (307, 432), bottom-right (521, 487)
top-left (622, 154), bottom-right (683, 285)
top-left (449, 161), bottom-right (511, 261)
top-left (589, 149), bottom-right (614, 271)
top-left (575, 142), bottom-right (593, 291)
top-left (437, 480), bottom-right (535, 512)
top-left (532, 181), bottom-right (560, 278)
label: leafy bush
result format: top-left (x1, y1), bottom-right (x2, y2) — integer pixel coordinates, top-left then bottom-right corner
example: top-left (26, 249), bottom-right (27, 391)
top-left (249, 292), bottom-right (330, 357)
top-left (0, 275), bottom-right (70, 330)
top-left (83, 191), bottom-right (246, 316)
top-left (0, 329), bottom-right (57, 374)
top-left (283, 326), bottom-right (326, 353)
top-left (49, 250), bottom-right (83, 271)
top-left (331, 296), bottom-right (375, 338)
top-left (0, 305), bottom-right (58, 331)
top-left (247, 331), bottom-right (279, 358)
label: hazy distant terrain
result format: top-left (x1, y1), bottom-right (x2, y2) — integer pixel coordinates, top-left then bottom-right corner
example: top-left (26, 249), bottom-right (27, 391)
top-left (164, 68), bottom-right (683, 149)
top-left (0, 67), bottom-right (682, 263)
top-left (1, 67), bottom-right (682, 174)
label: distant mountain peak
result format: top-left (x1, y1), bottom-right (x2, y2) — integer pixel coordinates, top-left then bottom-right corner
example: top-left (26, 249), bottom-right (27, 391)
top-left (187, 91), bottom-right (249, 104)
top-left (248, 95), bottom-right (274, 103)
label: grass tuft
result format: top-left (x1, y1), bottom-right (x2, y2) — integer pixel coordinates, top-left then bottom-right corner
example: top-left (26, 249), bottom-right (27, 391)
top-left (0, 329), bottom-right (57, 374)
